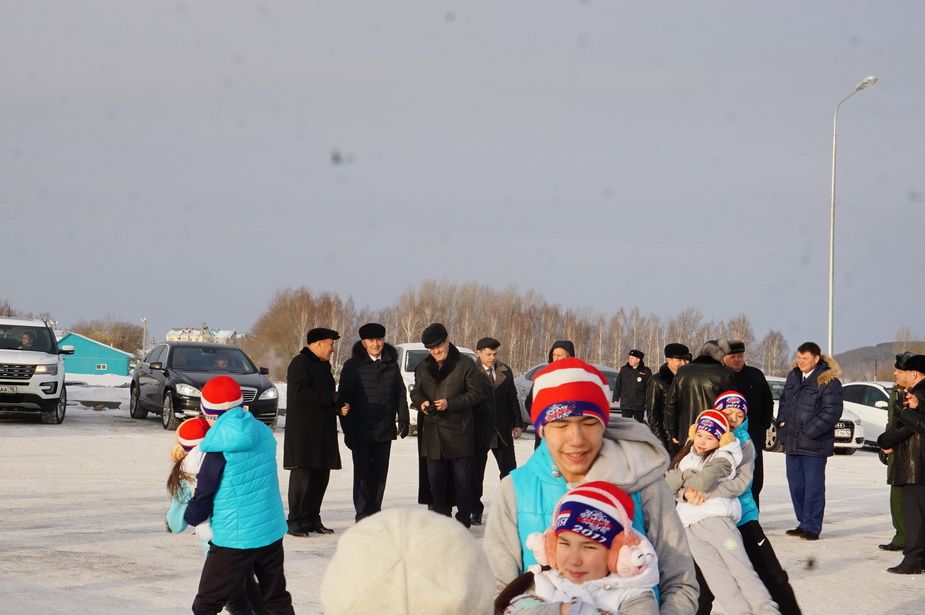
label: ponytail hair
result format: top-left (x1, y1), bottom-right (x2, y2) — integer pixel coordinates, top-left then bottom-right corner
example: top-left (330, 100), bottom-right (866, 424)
top-left (495, 570), bottom-right (542, 614)
top-left (166, 443), bottom-right (193, 497)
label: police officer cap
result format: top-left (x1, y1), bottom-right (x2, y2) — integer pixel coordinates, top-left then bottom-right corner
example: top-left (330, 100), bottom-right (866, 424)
top-left (421, 323), bottom-right (448, 348)
top-left (476, 337), bottom-right (501, 351)
top-left (628, 349), bottom-right (644, 359)
top-left (903, 354), bottom-right (925, 375)
top-left (306, 327), bottom-right (340, 344)
top-left (359, 323), bottom-right (386, 340)
top-left (664, 343), bottom-right (690, 359)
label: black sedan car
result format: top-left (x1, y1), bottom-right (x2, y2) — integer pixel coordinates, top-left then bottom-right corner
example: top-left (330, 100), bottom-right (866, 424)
top-left (129, 342), bottom-right (279, 429)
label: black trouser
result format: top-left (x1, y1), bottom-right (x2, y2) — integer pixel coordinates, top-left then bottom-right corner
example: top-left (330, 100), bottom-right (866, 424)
top-left (352, 439), bottom-right (392, 522)
top-left (695, 521), bottom-right (801, 615)
top-left (752, 446), bottom-right (765, 509)
top-left (472, 444), bottom-right (517, 516)
top-left (620, 407), bottom-right (645, 422)
top-left (426, 456), bottom-right (473, 527)
top-left (287, 467), bottom-right (330, 530)
top-left (901, 484), bottom-right (925, 568)
top-left (225, 574), bottom-right (267, 615)
top-left (192, 539), bottom-right (293, 615)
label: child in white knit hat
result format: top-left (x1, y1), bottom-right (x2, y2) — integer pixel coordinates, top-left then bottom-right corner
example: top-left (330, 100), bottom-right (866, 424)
top-left (497, 481), bottom-right (659, 615)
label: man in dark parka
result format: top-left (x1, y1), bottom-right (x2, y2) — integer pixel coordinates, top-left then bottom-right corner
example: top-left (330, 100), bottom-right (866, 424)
top-left (410, 323), bottom-right (485, 527)
top-left (284, 328), bottom-right (348, 536)
top-left (645, 342), bottom-right (690, 451)
top-left (614, 349), bottom-right (652, 422)
top-left (337, 323), bottom-right (410, 522)
top-left (470, 336), bottom-right (523, 526)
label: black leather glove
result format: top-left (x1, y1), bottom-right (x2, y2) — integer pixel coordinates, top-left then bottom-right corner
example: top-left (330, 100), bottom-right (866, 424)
top-left (344, 432), bottom-right (356, 450)
top-left (398, 421), bottom-right (410, 439)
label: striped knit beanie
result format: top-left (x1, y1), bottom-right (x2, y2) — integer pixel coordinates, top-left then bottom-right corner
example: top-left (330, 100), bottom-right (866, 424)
top-left (689, 409), bottom-right (733, 444)
top-left (530, 358), bottom-right (611, 434)
top-left (552, 481), bottom-right (634, 549)
top-left (713, 390), bottom-right (748, 416)
top-left (200, 376), bottom-right (243, 419)
top-left (177, 417), bottom-right (211, 451)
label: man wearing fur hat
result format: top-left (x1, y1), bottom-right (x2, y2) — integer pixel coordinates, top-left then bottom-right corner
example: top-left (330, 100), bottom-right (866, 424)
top-left (410, 323), bottom-right (486, 527)
top-left (471, 336), bottom-right (524, 526)
top-left (723, 339), bottom-right (774, 508)
top-left (615, 349), bottom-right (652, 423)
top-left (878, 353), bottom-right (925, 574)
top-left (284, 328), bottom-right (349, 536)
top-left (646, 343), bottom-right (690, 451)
top-left (663, 340), bottom-right (736, 455)
top-left (484, 357), bottom-right (699, 613)
top-left (776, 342), bottom-right (843, 541)
top-left (337, 323), bottom-right (410, 522)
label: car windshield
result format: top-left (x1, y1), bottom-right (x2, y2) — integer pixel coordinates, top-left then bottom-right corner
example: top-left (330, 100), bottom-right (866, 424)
top-left (404, 349), bottom-right (477, 371)
top-left (769, 381), bottom-right (785, 400)
top-left (169, 347), bottom-right (256, 374)
top-left (0, 326), bottom-right (55, 353)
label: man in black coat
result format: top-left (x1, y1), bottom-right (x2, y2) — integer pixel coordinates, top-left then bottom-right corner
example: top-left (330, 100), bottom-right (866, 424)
top-left (614, 349), bottom-right (652, 422)
top-left (663, 339), bottom-right (736, 455)
top-left (723, 339), bottom-right (774, 508)
top-left (646, 343), bottom-right (690, 450)
top-left (410, 323), bottom-right (485, 527)
top-left (284, 328), bottom-right (349, 536)
top-left (878, 354), bottom-right (925, 574)
top-left (470, 336), bottom-right (524, 526)
top-left (337, 323), bottom-right (410, 523)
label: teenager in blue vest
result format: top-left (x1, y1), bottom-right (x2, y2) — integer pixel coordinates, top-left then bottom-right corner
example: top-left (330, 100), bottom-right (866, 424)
top-left (184, 376), bottom-right (293, 615)
top-left (483, 358), bottom-right (698, 614)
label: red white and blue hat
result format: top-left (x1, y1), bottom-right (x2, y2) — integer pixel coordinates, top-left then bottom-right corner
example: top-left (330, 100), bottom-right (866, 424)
top-left (530, 358), bottom-right (611, 434)
top-left (713, 391), bottom-right (748, 416)
top-left (177, 417), bottom-right (211, 451)
top-left (200, 376), bottom-right (243, 418)
top-left (552, 481), bottom-right (634, 549)
top-left (692, 409), bottom-right (731, 442)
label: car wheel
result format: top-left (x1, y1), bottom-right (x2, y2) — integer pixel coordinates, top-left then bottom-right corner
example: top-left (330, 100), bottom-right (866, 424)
top-left (161, 392), bottom-right (181, 430)
top-left (834, 447), bottom-right (858, 455)
top-left (41, 387), bottom-right (66, 425)
top-left (764, 423), bottom-right (782, 452)
top-left (129, 384), bottom-right (148, 419)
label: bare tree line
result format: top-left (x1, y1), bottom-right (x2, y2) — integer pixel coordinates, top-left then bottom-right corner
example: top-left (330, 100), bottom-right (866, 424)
top-left (242, 281), bottom-right (794, 381)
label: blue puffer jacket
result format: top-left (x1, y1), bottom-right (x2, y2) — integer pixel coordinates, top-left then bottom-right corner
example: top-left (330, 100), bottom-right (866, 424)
top-left (733, 419), bottom-right (759, 526)
top-left (199, 407), bottom-right (288, 549)
top-left (777, 356), bottom-right (843, 457)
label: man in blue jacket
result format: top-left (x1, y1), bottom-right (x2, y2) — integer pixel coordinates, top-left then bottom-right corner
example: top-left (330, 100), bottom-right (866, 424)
top-left (185, 376), bottom-right (294, 615)
top-left (777, 342), bottom-right (843, 541)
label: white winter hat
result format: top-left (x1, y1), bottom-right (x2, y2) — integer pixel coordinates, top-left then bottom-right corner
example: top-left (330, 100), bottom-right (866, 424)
top-left (320, 508), bottom-right (495, 615)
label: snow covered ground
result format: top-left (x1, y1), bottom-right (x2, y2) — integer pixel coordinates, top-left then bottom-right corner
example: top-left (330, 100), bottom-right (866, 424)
top-left (1, 382), bottom-right (922, 614)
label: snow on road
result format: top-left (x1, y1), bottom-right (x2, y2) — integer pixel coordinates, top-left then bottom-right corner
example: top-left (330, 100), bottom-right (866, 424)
top-left (0, 385), bottom-right (921, 614)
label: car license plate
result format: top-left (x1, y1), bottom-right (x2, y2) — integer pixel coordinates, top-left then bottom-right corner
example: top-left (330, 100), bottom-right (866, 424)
top-left (0, 385), bottom-right (17, 394)
top-left (835, 428), bottom-right (851, 438)
top-left (243, 405), bottom-right (250, 412)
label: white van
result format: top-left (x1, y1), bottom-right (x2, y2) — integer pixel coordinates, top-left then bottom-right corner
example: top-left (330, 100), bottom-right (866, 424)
top-left (393, 342), bottom-right (478, 435)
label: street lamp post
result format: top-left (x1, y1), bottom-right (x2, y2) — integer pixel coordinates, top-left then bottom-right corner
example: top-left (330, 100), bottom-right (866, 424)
top-left (828, 75), bottom-right (878, 356)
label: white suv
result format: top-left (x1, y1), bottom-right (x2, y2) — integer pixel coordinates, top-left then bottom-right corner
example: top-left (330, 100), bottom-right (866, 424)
top-left (0, 318), bottom-right (74, 424)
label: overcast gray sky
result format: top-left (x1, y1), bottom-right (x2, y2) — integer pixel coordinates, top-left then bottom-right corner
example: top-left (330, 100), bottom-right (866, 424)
top-left (4, 1), bottom-right (923, 354)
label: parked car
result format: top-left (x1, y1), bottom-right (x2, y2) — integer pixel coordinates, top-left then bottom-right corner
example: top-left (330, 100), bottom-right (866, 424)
top-left (842, 381), bottom-right (894, 446)
top-left (763, 375), bottom-right (865, 454)
top-left (514, 362), bottom-right (621, 429)
top-left (394, 342), bottom-right (478, 436)
top-left (0, 317), bottom-right (74, 424)
top-left (129, 342), bottom-right (278, 429)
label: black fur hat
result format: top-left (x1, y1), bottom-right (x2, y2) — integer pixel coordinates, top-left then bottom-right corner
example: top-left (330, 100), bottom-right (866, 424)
top-left (359, 323), bottom-right (386, 340)
top-left (421, 323), bottom-right (448, 348)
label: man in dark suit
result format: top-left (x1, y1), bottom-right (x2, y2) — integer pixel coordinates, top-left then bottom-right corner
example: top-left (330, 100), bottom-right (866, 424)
top-left (410, 323), bottom-right (485, 527)
top-left (284, 328), bottom-right (349, 536)
top-left (470, 337), bottom-right (523, 526)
